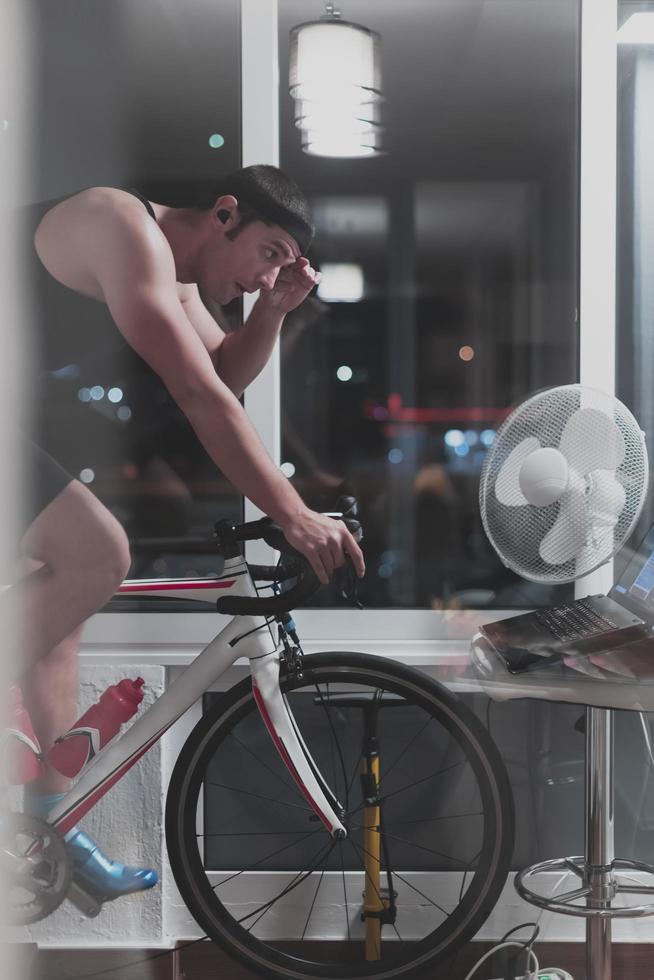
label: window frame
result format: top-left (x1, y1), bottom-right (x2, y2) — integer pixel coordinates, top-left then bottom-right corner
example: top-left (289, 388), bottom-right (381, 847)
top-left (83, 0), bottom-right (618, 658)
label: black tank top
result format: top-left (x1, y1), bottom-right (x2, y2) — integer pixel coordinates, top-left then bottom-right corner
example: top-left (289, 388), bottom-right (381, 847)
top-left (23, 188), bottom-right (158, 377)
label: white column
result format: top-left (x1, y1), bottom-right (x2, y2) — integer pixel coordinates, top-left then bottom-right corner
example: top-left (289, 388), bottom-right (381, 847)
top-left (577, 0), bottom-right (618, 599)
top-left (240, 0), bottom-right (281, 564)
top-left (633, 56), bottom-right (654, 443)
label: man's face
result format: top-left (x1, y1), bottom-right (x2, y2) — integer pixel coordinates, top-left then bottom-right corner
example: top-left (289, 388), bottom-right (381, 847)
top-left (201, 218), bottom-right (301, 305)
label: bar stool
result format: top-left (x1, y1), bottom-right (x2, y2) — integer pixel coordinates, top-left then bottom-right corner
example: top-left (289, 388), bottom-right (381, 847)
top-left (467, 635), bottom-right (654, 980)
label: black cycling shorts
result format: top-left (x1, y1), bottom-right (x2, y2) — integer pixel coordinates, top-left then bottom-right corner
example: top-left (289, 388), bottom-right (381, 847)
top-left (20, 437), bottom-right (74, 536)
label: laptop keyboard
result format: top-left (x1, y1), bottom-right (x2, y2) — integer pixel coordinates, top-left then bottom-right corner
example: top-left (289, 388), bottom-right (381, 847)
top-left (534, 599), bottom-right (621, 643)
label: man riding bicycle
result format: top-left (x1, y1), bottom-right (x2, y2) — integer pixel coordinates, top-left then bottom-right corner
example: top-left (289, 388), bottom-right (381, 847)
top-left (14, 165), bottom-right (365, 908)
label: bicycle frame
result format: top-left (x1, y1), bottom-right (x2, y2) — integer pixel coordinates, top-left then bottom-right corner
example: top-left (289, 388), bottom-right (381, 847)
top-left (44, 556), bottom-right (347, 840)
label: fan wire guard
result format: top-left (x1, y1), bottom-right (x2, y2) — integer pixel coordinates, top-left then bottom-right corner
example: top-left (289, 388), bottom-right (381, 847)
top-left (479, 385), bottom-right (649, 583)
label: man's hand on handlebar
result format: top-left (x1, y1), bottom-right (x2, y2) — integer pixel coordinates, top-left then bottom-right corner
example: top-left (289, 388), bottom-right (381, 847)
top-left (279, 507), bottom-right (365, 586)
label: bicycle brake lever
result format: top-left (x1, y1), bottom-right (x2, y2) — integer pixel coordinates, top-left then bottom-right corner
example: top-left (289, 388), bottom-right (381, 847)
top-left (338, 557), bottom-right (364, 610)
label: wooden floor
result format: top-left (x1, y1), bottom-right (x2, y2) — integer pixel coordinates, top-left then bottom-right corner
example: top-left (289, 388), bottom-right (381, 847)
top-left (26, 941), bottom-right (654, 979)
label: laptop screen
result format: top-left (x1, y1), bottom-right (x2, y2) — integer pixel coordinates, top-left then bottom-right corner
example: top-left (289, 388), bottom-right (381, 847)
top-left (610, 523), bottom-right (654, 623)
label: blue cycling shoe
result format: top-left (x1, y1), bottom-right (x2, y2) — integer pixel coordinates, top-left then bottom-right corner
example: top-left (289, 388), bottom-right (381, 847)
top-left (25, 792), bottom-right (158, 915)
top-left (66, 829), bottom-right (158, 899)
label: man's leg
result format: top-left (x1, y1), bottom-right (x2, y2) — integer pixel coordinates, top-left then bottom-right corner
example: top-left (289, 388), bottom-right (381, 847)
top-left (16, 480), bottom-right (131, 672)
top-left (21, 625), bottom-right (82, 794)
top-left (15, 481), bottom-right (157, 902)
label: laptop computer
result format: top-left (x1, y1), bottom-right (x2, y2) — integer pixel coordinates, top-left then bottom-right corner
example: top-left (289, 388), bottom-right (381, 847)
top-left (480, 521), bottom-right (654, 674)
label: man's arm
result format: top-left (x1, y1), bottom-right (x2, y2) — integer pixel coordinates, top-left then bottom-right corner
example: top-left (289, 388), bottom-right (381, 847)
top-left (183, 256), bottom-right (320, 398)
top-left (181, 287), bottom-right (283, 399)
top-left (214, 300), bottom-right (284, 398)
top-left (89, 209), bottom-right (363, 583)
top-left (99, 245), bottom-right (300, 523)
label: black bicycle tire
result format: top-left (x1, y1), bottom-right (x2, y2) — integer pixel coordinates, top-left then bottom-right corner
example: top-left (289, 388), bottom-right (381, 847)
top-left (166, 652), bottom-right (514, 980)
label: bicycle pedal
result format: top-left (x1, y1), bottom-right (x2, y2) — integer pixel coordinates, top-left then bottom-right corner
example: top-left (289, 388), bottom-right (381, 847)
top-left (67, 881), bottom-right (103, 918)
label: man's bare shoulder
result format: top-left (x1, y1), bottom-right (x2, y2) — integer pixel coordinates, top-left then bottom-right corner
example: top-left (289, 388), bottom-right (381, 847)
top-left (35, 188), bottom-right (173, 297)
top-left (39, 187), bottom-right (159, 238)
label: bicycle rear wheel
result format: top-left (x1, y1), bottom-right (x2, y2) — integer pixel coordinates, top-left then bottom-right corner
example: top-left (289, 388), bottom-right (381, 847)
top-left (166, 652), bottom-right (513, 980)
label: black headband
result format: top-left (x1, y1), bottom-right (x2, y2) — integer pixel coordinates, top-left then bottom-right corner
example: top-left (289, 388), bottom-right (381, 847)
top-left (222, 176), bottom-right (314, 254)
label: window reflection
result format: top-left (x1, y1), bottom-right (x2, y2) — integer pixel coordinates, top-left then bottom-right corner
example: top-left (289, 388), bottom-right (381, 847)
top-left (616, 0), bottom-right (654, 578)
top-left (28, 0), bottom-right (241, 586)
top-left (279, 0), bottom-right (580, 609)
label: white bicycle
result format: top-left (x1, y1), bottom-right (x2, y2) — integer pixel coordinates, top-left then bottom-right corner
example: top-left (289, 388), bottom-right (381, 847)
top-left (5, 498), bottom-right (514, 980)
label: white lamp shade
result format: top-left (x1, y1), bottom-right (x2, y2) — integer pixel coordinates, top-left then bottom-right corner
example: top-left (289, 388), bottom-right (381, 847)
top-left (295, 99), bottom-right (382, 136)
top-left (289, 21), bottom-right (382, 103)
top-left (301, 132), bottom-right (381, 158)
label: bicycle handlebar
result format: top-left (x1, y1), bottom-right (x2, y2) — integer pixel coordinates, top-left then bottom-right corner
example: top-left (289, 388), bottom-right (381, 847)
top-left (214, 495), bottom-right (362, 617)
top-left (215, 558), bottom-right (321, 617)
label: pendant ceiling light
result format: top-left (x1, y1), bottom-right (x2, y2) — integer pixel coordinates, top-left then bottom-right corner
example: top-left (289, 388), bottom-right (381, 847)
top-left (289, 3), bottom-right (383, 158)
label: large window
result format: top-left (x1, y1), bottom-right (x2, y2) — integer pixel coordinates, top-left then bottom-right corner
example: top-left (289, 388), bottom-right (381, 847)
top-left (26, 0), bottom-right (241, 582)
top-left (279, 0), bottom-right (580, 610)
top-left (26, 1), bottom-right (586, 619)
top-left (616, 0), bottom-right (654, 573)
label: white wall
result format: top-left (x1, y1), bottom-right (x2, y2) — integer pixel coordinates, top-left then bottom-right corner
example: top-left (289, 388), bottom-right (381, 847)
top-left (25, 665), bottom-right (165, 947)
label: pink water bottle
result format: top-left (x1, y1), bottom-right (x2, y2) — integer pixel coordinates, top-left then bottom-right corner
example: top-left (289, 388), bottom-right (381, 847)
top-left (3, 682), bottom-right (45, 785)
top-left (48, 677), bottom-right (145, 777)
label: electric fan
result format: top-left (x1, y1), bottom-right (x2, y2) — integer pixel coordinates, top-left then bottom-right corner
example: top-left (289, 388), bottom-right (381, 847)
top-left (479, 385), bottom-right (649, 583)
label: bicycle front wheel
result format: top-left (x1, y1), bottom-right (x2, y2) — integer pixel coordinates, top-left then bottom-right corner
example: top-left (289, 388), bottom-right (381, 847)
top-left (166, 652), bottom-right (514, 980)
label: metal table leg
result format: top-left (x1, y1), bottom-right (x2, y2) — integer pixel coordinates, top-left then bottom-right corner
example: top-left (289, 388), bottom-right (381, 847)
top-left (585, 705), bottom-right (614, 980)
top-left (515, 704), bottom-right (654, 979)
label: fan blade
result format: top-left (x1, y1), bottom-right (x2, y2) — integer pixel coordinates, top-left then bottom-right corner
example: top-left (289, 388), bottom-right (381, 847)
top-left (559, 408), bottom-right (625, 475)
top-left (495, 436), bottom-right (540, 506)
top-left (539, 490), bottom-right (589, 565)
top-left (587, 470), bottom-right (626, 527)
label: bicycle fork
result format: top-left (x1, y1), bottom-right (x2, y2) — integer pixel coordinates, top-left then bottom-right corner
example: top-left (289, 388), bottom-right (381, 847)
top-left (249, 651), bottom-right (347, 839)
top-left (250, 653), bottom-right (399, 958)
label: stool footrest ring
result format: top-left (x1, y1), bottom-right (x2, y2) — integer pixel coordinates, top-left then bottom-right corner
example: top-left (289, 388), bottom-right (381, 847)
top-left (515, 855), bottom-right (654, 919)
